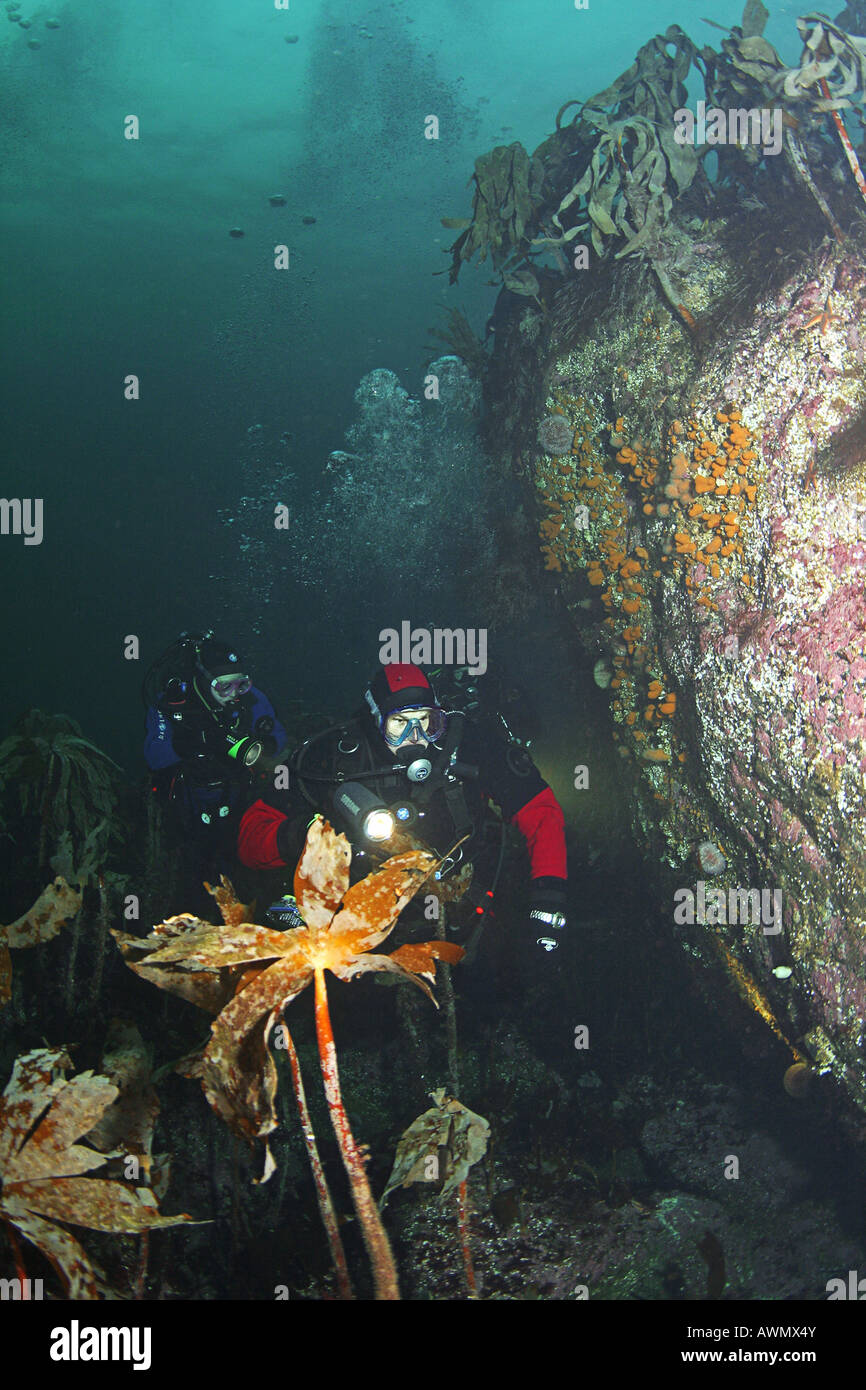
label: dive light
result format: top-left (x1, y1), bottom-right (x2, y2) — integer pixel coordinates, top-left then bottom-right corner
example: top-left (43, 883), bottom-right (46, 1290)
top-left (226, 735), bottom-right (263, 768)
top-left (333, 781), bottom-right (395, 843)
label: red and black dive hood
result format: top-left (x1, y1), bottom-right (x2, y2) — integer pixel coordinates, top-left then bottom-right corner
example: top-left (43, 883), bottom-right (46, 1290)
top-left (364, 663), bottom-right (437, 723)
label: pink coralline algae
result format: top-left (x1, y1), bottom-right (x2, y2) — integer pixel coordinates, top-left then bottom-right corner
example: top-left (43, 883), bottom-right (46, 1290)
top-left (730, 761), bottom-right (760, 796)
top-left (756, 578), bottom-right (866, 764)
top-left (768, 803), bottom-right (829, 871)
top-left (801, 839), bottom-right (827, 872)
top-left (537, 415), bottom-right (574, 455)
top-left (812, 964), bottom-right (866, 1039)
top-left (770, 800), bottom-right (800, 845)
top-left (800, 669), bottom-right (819, 703)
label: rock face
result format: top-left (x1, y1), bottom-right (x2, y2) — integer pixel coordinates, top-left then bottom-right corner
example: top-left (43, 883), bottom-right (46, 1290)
top-left (486, 218), bottom-right (866, 1109)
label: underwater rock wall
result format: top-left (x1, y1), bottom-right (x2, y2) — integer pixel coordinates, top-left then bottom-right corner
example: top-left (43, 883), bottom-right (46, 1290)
top-left (488, 224), bottom-right (866, 1108)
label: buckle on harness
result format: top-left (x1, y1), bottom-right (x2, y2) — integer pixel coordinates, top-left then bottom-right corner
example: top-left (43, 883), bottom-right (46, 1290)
top-left (434, 844), bottom-right (464, 880)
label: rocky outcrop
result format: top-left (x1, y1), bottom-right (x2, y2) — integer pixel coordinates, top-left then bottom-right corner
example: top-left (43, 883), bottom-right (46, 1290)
top-left (487, 217), bottom-right (866, 1108)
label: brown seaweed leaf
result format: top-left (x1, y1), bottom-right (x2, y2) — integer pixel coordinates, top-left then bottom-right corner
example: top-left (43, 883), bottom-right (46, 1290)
top-left (112, 910), bottom-right (259, 1014)
top-left (542, 111), bottom-right (695, 263)
top-left (115, 820), bottom-right (461, 1151)
top-left (0, 1048), bottom-right (193, 1298)
top-left (776, 14), bottom-right (866, 107)
top-left (110, 880), bottom-right (259, 1019)
top-left (742, 0), bottom-right (769, 39)
top-left (0, 876), bottom-right (82, 1009)
top-left (86, 1021), bottom-right (161, 1185)
top-left (381, 1088), bottom-right (490, 1206)
top-left (204, 875), bottom-right (255, 927)
top-left (447, 141), bottom-right (538, 282)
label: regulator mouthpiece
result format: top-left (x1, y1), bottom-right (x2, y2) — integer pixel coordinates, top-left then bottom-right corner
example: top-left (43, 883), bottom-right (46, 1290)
top-left (405, 758), bottom-right (432, 783)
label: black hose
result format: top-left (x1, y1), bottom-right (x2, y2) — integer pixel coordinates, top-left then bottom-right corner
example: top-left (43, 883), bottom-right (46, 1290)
top-left (289, 721), bottom-right (396, 808)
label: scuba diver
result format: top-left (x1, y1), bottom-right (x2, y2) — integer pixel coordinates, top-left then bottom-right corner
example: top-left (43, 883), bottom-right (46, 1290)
top-left (237, 662), bottom-right (568, 950)
top-left (143, 631), bottom-right (286, 872)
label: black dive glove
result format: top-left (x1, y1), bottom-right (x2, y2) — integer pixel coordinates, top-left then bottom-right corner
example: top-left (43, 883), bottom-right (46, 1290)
top-left (276, 811), bottom-right (320, 868)
top-left (529, 877), bottom-right (568, 951)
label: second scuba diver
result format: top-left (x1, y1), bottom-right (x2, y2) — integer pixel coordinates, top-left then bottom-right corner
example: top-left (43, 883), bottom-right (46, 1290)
top-left (143, 630), bottom-right (286, 874)
top-left (238, 662), bottom-right (568, 949)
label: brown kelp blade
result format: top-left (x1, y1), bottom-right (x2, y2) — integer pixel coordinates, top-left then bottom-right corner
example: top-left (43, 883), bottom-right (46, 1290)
top-left (294, 818), bottom-right (351, 927)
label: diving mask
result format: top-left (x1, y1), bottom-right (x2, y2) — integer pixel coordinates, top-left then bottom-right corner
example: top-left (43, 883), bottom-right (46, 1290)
top-left (382, 705), bottom-right (447, 748)
top-left (210, 673), bottom-right (252, 705)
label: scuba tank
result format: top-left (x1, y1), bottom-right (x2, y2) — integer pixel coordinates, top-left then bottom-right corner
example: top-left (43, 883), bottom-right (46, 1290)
top-left (428, 665), bottom-right (535, 754)
top-left (141, 630), bottom-right (208, 713)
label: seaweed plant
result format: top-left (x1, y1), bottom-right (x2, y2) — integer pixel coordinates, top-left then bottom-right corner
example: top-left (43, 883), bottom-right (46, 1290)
top-left (445, 7), bottom-right (866, 307)
top-left (0, 1047), bottom-right (192, 1298)
top-left (382, 1089), bottom-right (490, 1297)
top-left (114, 819), bottom-right (464, 1300)
top-left (446, 24), bottom-right (703, 291)
top-left (425, 306), bottom-right (489, 378)
top-left (0, 710), bottom-right (123, 871)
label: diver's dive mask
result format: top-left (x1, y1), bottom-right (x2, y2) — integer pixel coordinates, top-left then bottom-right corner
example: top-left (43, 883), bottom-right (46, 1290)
top-left (210, 673), bottom-right (252, 706)
top-left (381, 705), bottom-right (447, 749)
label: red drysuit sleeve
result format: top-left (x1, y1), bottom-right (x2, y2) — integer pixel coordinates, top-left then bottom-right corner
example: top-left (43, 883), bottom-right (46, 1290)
top-left (510, 786), bottom-right (567, 880)
top-left (238, 799), bottom-right (288, 870)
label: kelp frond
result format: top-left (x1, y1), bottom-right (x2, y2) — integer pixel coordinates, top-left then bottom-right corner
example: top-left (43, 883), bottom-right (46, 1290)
top-left (0, 710), bottom-right (123, 870)
top-left (425, 307), bottom-right (489, 378)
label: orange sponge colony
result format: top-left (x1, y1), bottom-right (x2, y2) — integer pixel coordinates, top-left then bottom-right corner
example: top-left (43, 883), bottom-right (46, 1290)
top-left (536, 395), bottom-right (629, 579)
top-left (535, 396), bottom-right (761, 771)
top-left (619, 410), bottom-right (760, 609)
